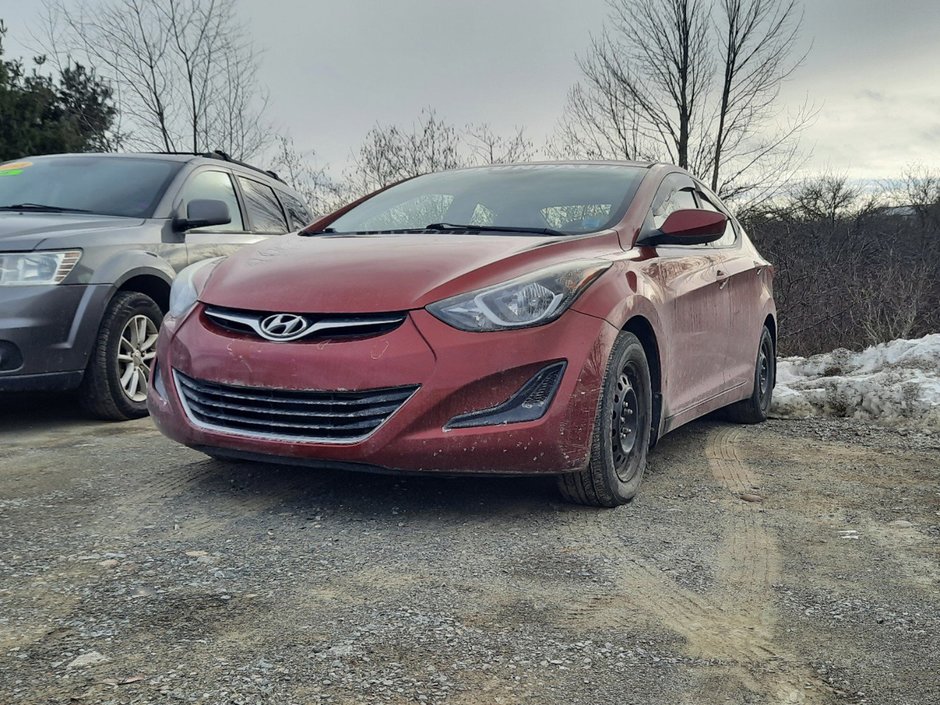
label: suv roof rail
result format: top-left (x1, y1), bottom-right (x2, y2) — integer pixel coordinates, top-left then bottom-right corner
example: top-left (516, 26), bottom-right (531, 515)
top-left (146, 150), bottom-right (283, 183)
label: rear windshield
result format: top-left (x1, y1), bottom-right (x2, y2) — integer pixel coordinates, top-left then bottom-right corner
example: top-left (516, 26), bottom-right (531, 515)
top-left (0, 156), bottom-right (183, 218)
top-left (326, 164), bottom-right (648, 235)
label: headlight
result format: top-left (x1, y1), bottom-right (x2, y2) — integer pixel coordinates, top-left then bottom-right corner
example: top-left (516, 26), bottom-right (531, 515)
top-left (427, 260), bottom-right (612, 331)
top-left (168, 257), bottom-right (223, 318)
top-left (0, 250), bottom-right (81, 286)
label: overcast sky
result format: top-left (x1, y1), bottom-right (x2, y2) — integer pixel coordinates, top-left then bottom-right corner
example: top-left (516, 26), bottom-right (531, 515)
top-left (3, 0), bottom-right (939, 179)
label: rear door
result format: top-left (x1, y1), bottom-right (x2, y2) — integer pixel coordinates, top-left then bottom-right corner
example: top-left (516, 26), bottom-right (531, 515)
top-left (235, 176), bottom-right (291, 236)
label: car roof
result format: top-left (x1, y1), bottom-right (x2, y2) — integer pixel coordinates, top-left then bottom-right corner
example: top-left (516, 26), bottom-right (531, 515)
top-left (14, 152), bottom-right (287, 186)
top-left (441, 160), bottom-right (660, 172)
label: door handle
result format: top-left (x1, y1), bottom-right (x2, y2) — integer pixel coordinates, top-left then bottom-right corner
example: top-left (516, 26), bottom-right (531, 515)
top-left (716, 269), bottom-right (729, 289)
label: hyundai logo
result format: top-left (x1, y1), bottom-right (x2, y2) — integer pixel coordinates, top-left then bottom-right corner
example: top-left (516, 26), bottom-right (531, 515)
top-left (259, 313), bottom-right (310, 341)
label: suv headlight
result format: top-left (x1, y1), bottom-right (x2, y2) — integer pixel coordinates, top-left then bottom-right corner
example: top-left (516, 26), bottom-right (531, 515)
top-left (0, 250), bottom-right (82, 286)
top-left (427, 260), bottom-right (611, 331)
top-left (168, 257), bottom-right (224, 318)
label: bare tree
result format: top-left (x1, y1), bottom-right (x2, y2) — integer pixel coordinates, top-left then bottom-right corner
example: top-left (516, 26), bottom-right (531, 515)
top-left (746, 172), bottom-right (940, 355)
top-left (464, 123), bottom-right (535, 165)
top-left (269, 135), bottom-right (347, 217)
top-left (344, 109), bottom-right (463, 196)
top-left (36, 0), bottom-right (269, 159)
top-left (555, 0), bottom-right (811, 206)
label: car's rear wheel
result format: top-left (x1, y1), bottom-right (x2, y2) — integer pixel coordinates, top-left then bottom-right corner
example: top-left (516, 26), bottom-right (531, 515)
top-left (79, 291), bottom-right (163, 421)
top-left (724, 326), bottom-right (775, 424)
top-left (558, 331), bottom-right (652, 507)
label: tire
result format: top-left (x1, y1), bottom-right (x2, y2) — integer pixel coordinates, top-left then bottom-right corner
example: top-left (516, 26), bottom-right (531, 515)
top-left (558, 331), bottom-right (652, 507)
top-left (724, 326), bottom-right (775, 424)
top-left (79, 291), bottom-right (163, 421)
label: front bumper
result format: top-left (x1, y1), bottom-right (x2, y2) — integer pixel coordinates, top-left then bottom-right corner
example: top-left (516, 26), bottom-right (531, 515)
top-left (0, 284), bottom-right (111, 392)
top-left (148, 305), bottom-right (618, 474)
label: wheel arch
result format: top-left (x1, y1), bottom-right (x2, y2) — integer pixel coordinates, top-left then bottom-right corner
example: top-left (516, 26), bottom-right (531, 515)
top-left (116, 271), bottom-right (172, 313)
top-left (763, 312), bottom-right (777, 385)
top-left (621, 315), bottom-right (664, 447)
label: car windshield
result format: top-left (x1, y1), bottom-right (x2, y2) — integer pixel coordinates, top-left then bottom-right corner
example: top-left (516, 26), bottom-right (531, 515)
top-left (0, 156), bottom-right (183, 218)
top-left (325, 164), bottom-right (648, 235)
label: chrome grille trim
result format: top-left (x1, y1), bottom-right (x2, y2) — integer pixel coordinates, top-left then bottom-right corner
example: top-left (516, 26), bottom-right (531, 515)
top-left (203, 306), bottom-right (406, 342)
top-left (173, 371), bottom-right (418, 444)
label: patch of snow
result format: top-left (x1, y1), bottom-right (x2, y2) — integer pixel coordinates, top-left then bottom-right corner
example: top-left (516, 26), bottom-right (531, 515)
top-left (771, 334), bottom-right (940, 430)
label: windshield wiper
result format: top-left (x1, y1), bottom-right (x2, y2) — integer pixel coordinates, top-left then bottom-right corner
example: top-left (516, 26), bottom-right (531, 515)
top-left (425, 222), bottom-right (568, 237)
top-left (0, 203), bottom-right (96, 214)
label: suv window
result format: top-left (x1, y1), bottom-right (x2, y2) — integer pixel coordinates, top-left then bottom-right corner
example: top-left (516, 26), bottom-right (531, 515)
top-left (650, 174), bottom-right (697, 229)
top-left (238, 177), bottom-right (288, 234)
top-left (278, 190), bottom-right (313, 230)
top-left (178, 170), bottom-right (244, 231)
top-left (695, 189), bottom-right (737, 248)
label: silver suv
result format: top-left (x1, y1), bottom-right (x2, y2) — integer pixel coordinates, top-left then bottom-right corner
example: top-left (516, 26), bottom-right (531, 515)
top-left (0, 152), bottom-right (314, 420)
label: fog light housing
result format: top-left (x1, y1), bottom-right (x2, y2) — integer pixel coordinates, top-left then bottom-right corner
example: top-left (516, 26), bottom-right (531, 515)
top-left (445, 361), bottom-right (567, 430)
top-left (0, 341), bottom-right (23, 372)
top-left (151, 359), bottom-right (168, 400)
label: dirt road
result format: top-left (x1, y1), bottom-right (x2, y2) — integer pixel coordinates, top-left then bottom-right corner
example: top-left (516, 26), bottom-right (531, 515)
top-left (1, 394), bottom-right (938, 704)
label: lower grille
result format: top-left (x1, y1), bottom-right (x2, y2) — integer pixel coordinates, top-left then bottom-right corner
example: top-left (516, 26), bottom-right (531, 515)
top-left (173, 371), bottom-right (417, 443)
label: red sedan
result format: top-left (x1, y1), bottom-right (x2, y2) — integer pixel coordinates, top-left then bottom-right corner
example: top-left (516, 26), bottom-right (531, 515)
top-left (148, 162), bottom-right (776, 507)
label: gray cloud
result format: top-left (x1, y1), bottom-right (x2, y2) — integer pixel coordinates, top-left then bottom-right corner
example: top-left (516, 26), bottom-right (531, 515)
top-left (3, 0), bottom-right (939, 178)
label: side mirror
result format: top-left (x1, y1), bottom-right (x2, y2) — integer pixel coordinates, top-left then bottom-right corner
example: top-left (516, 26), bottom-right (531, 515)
top-left (175, 199), bottom-right (231, 231)
top-left (643, 209), bottom-right (727, 246)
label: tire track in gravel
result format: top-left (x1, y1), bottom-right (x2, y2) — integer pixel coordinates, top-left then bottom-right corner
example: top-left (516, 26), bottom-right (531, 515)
top-left (100, 458), bottom-right (289, 539)
top-left (554, 425), bottom-right (824, 704)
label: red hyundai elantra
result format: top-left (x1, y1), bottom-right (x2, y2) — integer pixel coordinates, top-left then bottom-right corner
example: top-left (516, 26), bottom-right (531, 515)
top-left (148, 162), bottom-right (776, 506)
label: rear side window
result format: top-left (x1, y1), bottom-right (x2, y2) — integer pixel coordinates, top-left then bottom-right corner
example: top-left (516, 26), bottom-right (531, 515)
top-left (177, 170), bottom-right (244, 231)
top-left (278, 190), bottom-right (314, 230)
top-left (238, 177), bottom-right (288, 234)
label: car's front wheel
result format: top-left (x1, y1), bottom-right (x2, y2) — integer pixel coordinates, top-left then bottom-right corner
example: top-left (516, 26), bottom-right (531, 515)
top-left (79, 291), bottom-right (163, 421)
top-left (558, 331), bottom-right (652, 507)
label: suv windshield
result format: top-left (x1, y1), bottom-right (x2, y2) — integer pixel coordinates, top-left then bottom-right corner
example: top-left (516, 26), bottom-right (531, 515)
top-left (0, 156), bottom-right (183, 218)
top-left (325, 164), bottom-right (647, 235)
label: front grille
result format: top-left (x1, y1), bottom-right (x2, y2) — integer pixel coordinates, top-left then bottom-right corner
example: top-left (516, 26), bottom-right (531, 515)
top-left (174, 371), bottom-right (418, 443)
top-left (203, 306), bottom-right (406, 342)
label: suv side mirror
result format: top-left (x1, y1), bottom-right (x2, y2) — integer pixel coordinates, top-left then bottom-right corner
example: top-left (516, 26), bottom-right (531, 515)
top-left (175, 199), bottom-right (231, 231)
top-left (642, 209), bottom-right (727, 246)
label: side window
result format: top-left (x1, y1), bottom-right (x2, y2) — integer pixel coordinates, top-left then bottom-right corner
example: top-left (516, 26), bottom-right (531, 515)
top-left (696, 189), bottom-right (737, 247)
top-left (650, 174), bottom-right (697, 229)
top-left (279, 190), bottom-right (314, 231)
top-left (238, 177), bottom-right (289, 234)
top-left (178, 170), bottom-right (244, 232)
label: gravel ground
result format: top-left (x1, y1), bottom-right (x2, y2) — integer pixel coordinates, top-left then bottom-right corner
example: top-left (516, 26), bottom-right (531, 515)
top-left (1, 394), bottom-right (938, 705)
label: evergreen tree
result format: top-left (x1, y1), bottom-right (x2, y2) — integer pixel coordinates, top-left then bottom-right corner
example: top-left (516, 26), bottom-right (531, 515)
top-left (0, 20), bottom-right (116, 161)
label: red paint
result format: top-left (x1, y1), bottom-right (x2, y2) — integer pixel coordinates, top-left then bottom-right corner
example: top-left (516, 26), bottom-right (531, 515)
top-left (148, 163), bottom-right (775, 475)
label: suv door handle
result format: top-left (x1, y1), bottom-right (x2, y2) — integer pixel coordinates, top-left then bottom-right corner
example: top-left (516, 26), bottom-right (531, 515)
top-left (716, 269), bottom-right (729, 289)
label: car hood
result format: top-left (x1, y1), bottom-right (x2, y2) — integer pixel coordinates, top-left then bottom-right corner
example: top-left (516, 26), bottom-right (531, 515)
top-left (0, 212), bottom-right (145, 249)
top-left (200, 232), bottom-right (620, 313)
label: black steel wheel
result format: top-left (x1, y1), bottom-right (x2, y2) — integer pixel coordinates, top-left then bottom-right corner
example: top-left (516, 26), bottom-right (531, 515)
top-left (724, 326), bottom-right (775, 424)
top-left (558, 331), bottom-right (652, 507)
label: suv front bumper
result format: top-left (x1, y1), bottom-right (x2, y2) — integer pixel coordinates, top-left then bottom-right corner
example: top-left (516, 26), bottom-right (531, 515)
top-left (0, 284), bottom-right (111, 392)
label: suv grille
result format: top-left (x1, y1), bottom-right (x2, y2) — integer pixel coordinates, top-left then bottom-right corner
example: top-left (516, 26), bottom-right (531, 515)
top-left (173, 371), bottom-right (418, 443)
top-left (203, 306), bottom-right (406, 342)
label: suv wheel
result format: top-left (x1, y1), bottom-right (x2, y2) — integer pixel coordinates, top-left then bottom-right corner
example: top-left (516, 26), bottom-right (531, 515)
top-left (79, 291), bottom-right (163, 421)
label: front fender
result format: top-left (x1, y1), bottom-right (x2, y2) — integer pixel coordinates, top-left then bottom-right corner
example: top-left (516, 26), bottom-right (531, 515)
top-left (89, 250), bottom-right (177, 289)
top-left (571, 263), bottom-right (667, 337)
